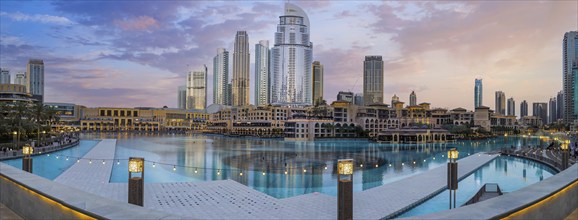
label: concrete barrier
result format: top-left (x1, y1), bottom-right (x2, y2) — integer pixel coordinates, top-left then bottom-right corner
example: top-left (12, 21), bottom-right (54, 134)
top-left (0, 164), bottom-right (184, 219)
top-left (407, 163), bottom-right (578, 219)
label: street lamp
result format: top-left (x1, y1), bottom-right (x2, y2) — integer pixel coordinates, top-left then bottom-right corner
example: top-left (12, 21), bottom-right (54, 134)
top-left (22, 144), bottom-right (33, 173)
top-left (12, 131), bottom-right (18, 149)
top-left (447, 148), bottom-right (459, 209)
top-left (337, 159), bottom-right (353, 220)
top-left (128, 157), bottom-right (144, 206)
top-left (561, 140), bottom-right (569, 170)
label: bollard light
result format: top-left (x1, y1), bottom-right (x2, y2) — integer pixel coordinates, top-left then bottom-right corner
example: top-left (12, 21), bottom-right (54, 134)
top-left (561, 141), bottom-right (569, 170)
top-left (337, 159), bottom-right (353, 220)
top-left (22, 144), bottom-right (33, 173)
top-left (447, 148), bottom-right (458, 209)
top-left (128, 157), bottom-right (144, 206)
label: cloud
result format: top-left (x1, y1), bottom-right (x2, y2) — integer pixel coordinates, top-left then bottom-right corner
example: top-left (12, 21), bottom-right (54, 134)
top-left (0, 11), bottom-right (73, 25)
top-left (114, 16), bottom-right (159, 31)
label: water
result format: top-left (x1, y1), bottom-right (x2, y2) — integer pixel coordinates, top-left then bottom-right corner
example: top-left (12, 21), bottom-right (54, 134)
top-left (82, 133), bottom-right (547, 198)
top-left (1, 140), bottom-right (100, 179)
top-left (398, 156), bottom-right (557, 218)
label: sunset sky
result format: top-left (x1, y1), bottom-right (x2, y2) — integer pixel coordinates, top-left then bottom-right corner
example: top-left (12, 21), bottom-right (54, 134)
top-left (1, 1), bottom-right (576, 114)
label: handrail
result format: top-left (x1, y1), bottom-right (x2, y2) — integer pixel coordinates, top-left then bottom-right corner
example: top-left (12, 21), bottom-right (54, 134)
top-left (463, 183), bottom-right (503, 206)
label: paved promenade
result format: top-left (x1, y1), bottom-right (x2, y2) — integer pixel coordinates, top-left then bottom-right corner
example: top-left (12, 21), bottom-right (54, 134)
top-left (53, 139), bottom-right (498, 219)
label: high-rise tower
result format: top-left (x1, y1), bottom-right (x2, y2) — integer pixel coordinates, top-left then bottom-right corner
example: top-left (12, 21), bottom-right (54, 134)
top-left (186, 65), bottom-right (207, 110)
top-left (232, 31), bottom-right (250, 106)
top-left (409, 91), bottom-right (417, 106)
top-left (549, 97), bottom-right (557, 124)
top-left (507, 97), bottom-right (515, 116)
top-left (27, 59), bottom-right (44, 102)
top-left (533, 102), bottom-right (548, 124)
top-left (520, 100), bottom-right (528, 118)
top-left (363, 56), bottom-right (384, 105)
top-left (178, 86), bottom-right (186, 109)
top-left (495, 91), bottom-right (505, 115)
top-left (0, 68), bottom-right (10, 84)
top-left (255, 40), bottom-right (270, 106)
top-left (14, 73), bottom-right (26, 86)
top-left (213, 48), bottom-right (229, 105)
top-left (474, 78), bottom-right (483, 108)
top-left (563, 31), bottom-right (578, 124)
top-left (270, 3), bottom-right (313, 106)
top-left (557, 91), bottom-right (564, 121)
top-left (312, 61), bottom-right (324, 105)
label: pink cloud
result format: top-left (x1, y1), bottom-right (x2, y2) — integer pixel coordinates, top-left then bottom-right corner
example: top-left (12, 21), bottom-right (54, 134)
top-left (114, 16), bottom-right (159, 31)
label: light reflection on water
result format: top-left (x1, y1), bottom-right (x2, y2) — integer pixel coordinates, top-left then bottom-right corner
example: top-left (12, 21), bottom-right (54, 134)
top-left (81, 133), bottom-right (548, 198)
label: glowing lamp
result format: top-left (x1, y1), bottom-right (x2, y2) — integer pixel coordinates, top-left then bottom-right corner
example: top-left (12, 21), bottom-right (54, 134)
top-left (22, 144), bottom-right (34, 155)
top-left (448, 148), bottom-right (459, 160)
top-left (128, 157), bottom-right (144, 173)
top-left (338, 159), bottom-right (353, 176)
top-left (561, 142), bottom-right (569, 150)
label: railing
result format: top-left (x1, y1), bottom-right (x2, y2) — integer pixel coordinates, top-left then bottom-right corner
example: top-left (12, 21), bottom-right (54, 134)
top-left (0, 138), bottom-right (80, 160)
top-left (463, 183), bottom-right (503, 206)
top-left (500, 148), bottom-right (563, 172)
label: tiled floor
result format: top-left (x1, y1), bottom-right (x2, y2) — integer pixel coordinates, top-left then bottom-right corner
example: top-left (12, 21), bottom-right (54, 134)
top-left (53, 139), bottom-right (497, 219)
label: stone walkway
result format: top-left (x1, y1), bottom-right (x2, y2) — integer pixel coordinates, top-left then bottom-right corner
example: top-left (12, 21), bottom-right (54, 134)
top-left (53, 139), bottom-right (498, 219)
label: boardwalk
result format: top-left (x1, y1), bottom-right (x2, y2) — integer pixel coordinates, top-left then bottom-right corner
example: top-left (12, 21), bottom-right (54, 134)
top-left (53, 139), bottom-right (497, 219)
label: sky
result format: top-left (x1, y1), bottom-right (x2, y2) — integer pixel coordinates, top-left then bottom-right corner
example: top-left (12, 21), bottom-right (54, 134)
top-left (0, 0), bottom-right (577, 114)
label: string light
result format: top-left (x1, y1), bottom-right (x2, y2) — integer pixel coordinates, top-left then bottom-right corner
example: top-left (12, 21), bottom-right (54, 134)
top-left (433, 157), bottom-right (436, 160)
top-left (303, 169), bottom-right (307, 173)
top-left (262, 171), bottom-right (265, 176)
top-left (102, 160), bottom-right (105, 165)
top-left (76, 159), bottom-right (79, 163)
top-left (217, 169), bottom-right (221, 175)
top-left (413, 161), bottom-right (416, 164)
top-left (402, 162), bottom-right (405, 166)
top-left (375, 164), bottom-right (378, 168)
top-left (194, 168), bottom-right (198, 173)
top-left (116, 160), bottom-right (120, 165)
top-left (239, 171), bottom-right (243, 176)
top-left (173, 165), bottom-right (176, 171)
top-left (89, 160), bottom-right (92, 164)
top-left (66, 157), bottom-right (69, 161)
top-left (389, 164), bottom-right (392, 167)
top-left (47, 154), bottom-right (50, 157)
top-left (152, 162), bottom-right (156, 168)
top-left (324, 166), bottom-right (327, 170)
top-left (56, 156), bottom-right (59, 159)
top-left (284, 170), bottom-right (288, 175)
top-left (360, 164), bottom-right (363, 168)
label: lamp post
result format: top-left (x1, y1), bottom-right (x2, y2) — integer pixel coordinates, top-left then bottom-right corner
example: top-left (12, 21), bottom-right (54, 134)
top-left (561, 140), bottom-right (569, 170)
top-left (128, 157), bottom-right (144, 206)
top-left (337, 159), bottom-right (353, 220)
top-left (22, 144), bottom-right (33, 173)
top-left (447, 148), bottom-right (459, 209)
top-left (12, 131), bottom-right (18, 149)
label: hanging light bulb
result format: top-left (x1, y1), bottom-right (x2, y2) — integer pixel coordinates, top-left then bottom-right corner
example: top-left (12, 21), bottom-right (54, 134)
top-left (217, 169), bottom-right (221, 175)
top-left (56, 156), bottom-right (59, 159)
top-left (413, 161), bottom-right (416, 164)
top-left (324, 166), bottom-right (327, 170)
top-left (116, 160), bottom-right (120, 165)
top-left (284, 170), bottom-right (288, 175)
top-left (66, 157), bottom-right (69, 161)
top-left (389, 164), bottom-right (392, 167)
top-left (262, 171), bottom-right (265, 176)
top-left (102, 160), bottom-right (105, 165)
top-left (152, 162), bottom-right (156, 168)
top-left (303, 169), bottom-right (307, 173)
top-left (194, 168), bottom-right (198, 173)
top-left (76, 159), bottom-right (80, 163)
top-left (173, 165), bottom-right (176, 171)
top-left (47, 154), bottom-right (50, 157)
top-left (360, 164), bottom-right (363, 168)
top-left (375, 164), bottom-right (378, 168)
top-left (89, 160), bottom-right (92, 164)
top-left (402, 162), bottom-right (404, 166)
top-left (239, 171), bottom-right (243, 176)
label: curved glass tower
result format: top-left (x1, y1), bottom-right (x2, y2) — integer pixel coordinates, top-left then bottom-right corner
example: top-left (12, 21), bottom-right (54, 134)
top-left (474, 78), bottom-right (483, 108)
top-left (270, 3), bottom-right (313, 106)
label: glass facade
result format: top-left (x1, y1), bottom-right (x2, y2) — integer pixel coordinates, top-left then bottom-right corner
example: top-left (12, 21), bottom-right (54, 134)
top-left (270, 3), bottom-right (313, 106)
top-left (474, 78), bottom-right (483, 108)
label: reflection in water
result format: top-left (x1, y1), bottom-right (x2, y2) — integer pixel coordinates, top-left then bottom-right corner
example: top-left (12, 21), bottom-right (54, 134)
top-left (399, 156), bottom-right (557, 218)
top-left (80, 133), bottom-right (550, 198)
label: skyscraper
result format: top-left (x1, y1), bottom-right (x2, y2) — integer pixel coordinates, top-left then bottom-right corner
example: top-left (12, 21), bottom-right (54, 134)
top-left (186, 65), bottom-right (207, 110)
top-left (270, 3), bottom-right (313, 106)
top-left (177, 86), bottom-right (186, 109)
top-left (507, 97), bottom-right (515, 116)
top-left (474, 78), bottom-right (483, 108)
top-left (213, 48), bottom-right (229, 105)
top-left (27, 59), bottom-right (44, 102)
top-left (0, 68), bottom-right (9, 84)
top-left (409, 91), bottom-right (417, 106)
top-left (521, 100), bottom-right (528, 118)
top-left (563, 31), bottom-right (578, 124)
top-left (549, 97), bottom-right (557, 124)
top-left (363, 56), bottom-right (384, 105)
top-left (312, 61), bottom-right (324, 105)
top-left (255, 40), bottom-right (270, 106)
top-left (14, 73), bottom-right (26, 86)
top-left (533, 102), bottom-right (548, 124)
top-left (232, 31), bottom-right (250, 106)
top-left (495, 91), bottom-right (505, 115)
top-left (391, 94), bottom-right (399, 107)
top-left (354, 93), bottom-right (363, 106)
top-left (337, 91), bottom-right (354, 103)
top-left (557, 91), bottom-right (564, 121)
